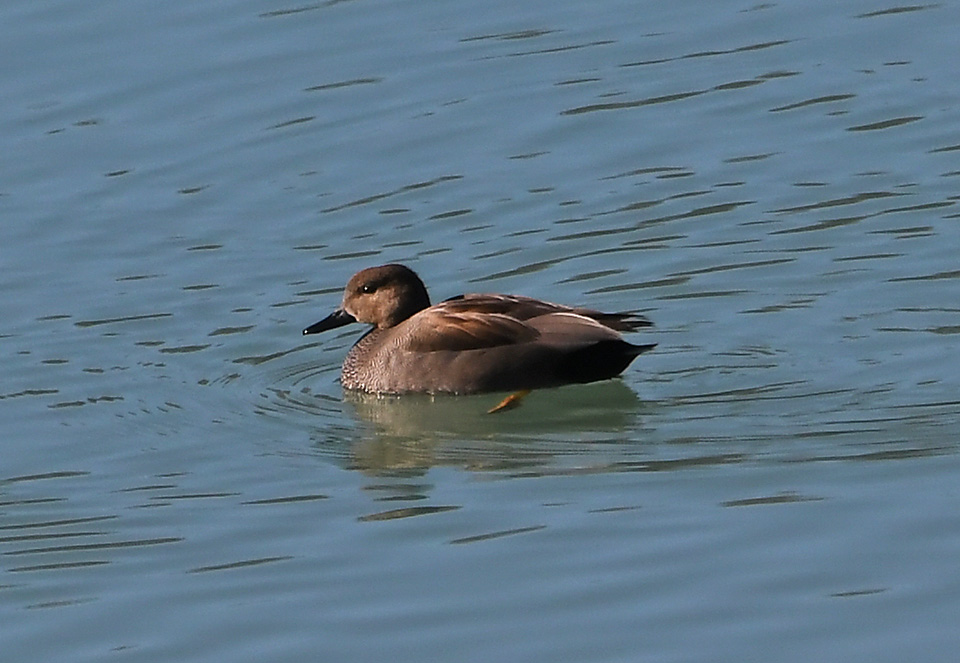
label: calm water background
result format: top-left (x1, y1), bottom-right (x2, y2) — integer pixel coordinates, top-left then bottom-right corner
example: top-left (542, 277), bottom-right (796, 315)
top-left (3, 0), bottom-right (960, 661)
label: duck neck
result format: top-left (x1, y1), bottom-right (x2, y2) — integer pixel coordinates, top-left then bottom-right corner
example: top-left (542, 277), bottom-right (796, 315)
top-left (382, 286), bottom-right (430, 328)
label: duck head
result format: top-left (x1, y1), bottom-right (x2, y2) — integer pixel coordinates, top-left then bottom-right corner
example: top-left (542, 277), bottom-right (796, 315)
top-left (303, 264), bottom-right (432, 334)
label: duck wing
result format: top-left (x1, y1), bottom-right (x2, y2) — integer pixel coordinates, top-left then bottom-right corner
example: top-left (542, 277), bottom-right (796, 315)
top-left (405, 294), bottom-right (647, 353)
top-left (443, 293), bottom-right (652, 332)
top-left (404, 306), bottom-right (539, 352)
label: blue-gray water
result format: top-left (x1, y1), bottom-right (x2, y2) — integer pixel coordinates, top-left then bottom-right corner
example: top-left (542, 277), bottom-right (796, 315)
top-left (3, 1), bottom-right (960, 661)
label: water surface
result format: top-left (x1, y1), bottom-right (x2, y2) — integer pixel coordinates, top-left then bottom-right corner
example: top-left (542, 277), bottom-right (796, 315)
top-left (3, 0), bottom-right (960, 661)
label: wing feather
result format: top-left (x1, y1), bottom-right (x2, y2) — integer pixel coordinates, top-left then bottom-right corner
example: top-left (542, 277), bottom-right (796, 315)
top-left (405, 309), bottom-right (539, 352)
top-left (443, 293), bottom-right (652, 331)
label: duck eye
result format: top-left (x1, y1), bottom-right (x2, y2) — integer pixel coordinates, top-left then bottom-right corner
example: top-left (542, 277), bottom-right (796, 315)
top-left (360, 283), bottom-right (376, 294)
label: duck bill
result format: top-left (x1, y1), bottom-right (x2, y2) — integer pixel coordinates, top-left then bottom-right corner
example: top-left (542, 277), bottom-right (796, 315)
top-left (303, 309), bottom-right (357, 335)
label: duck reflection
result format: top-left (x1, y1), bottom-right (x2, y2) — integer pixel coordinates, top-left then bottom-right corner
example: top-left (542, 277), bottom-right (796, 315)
top-left (327, 381), bottom-right (649, 475)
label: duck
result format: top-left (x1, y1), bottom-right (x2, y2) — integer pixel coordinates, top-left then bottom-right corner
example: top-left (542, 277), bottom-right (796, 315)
top-left (303, 264), bottom-right (656, 397)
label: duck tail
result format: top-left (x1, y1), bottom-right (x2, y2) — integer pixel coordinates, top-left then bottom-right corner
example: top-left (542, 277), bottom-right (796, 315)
top-left (559, 340), bottom-right (656, 384)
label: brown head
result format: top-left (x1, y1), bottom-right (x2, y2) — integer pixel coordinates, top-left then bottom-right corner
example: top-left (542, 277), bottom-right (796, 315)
top-left (303, 264), bottom-right (432, 335)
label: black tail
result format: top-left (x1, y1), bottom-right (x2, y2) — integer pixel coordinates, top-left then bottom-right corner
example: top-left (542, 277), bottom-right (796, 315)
top-left (559, 340), bottom-right (656, 384)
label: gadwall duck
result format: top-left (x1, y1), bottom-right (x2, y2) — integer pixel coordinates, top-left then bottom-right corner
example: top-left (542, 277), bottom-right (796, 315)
top-left (303, 264), bottom-right (656, 396)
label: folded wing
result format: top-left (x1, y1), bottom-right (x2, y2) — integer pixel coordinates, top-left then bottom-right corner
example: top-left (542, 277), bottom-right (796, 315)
top-left (443, 293), bottom-right (652, 331)
top-left (404, 294), bottom-right (646, 353)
